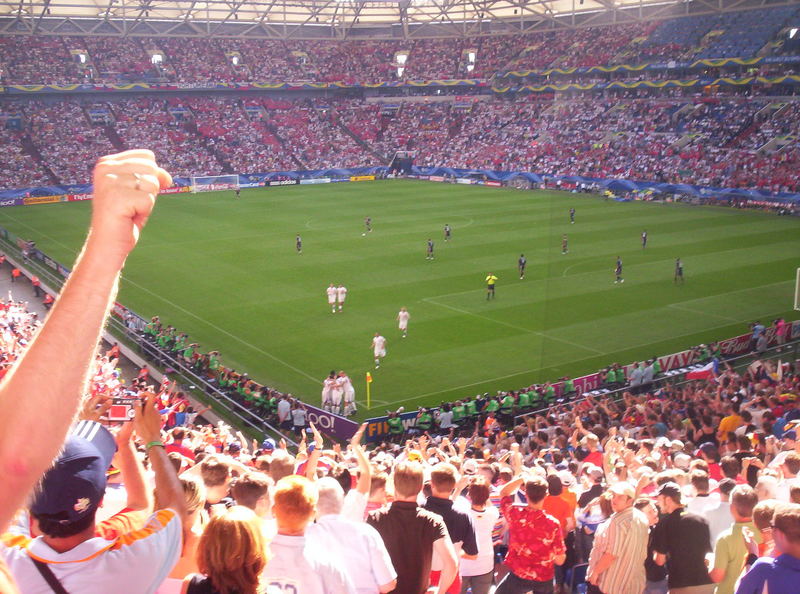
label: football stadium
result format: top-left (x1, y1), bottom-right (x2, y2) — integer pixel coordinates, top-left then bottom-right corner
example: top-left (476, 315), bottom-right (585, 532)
top-left (0, 1), bottom-right (800, 592)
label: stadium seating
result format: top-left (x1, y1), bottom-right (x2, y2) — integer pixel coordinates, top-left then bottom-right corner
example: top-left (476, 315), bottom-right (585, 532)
top-left (0, 6), bottom-right (797, 86)
top-left (2, 93), bottom-right (799, 191)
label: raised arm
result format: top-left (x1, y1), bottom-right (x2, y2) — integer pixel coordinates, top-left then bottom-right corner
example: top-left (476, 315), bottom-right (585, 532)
top-left (135, 392), bottom-right (187, 522)
top-left (0, 150), bottom-right (170, 530)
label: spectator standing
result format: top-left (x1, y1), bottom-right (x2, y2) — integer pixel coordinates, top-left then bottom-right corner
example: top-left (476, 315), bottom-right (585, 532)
top-left (263, 475), bottom-right (355, 592)
top-left (459, 476), bottom-right (499, 594)
top-left (586, 482), bottom-right (649, 594)
top-left (653, 482), bottom-right (714, 594)
top-left (1, 398), bottom-right (186, 593)
top-left (494, 461), bottom-right (566, 594)
top-left (367, 460), bottom-right (458, 594)
top-left (183, 506), bottom-right (267, 594)
top-left (634, 498), bottom-right (669, 594)
top-left (710, 485), bottom-right (761, 594)
top-left (736, 503), bottom-right (800, 593)
top-left (306, 477), bottom-right (397, 593)
top-left (424, 463), bottom-right (479, 593)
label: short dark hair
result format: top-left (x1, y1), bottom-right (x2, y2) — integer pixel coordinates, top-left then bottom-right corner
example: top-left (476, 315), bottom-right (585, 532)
top-left (33, 508), bottom-right (97, 538)
top-left (547, 474), bottom-right (563, 497)
top-left (231, 472), bottom-right (272, 511)
top-left (525, 476), bottom-right (548, 504)
top-left (200, 455), bottom-right (232, 488)
top-left (467, 477), bottom-right (491, 506)
top-left (718, 477), bottom-right (737, 497)
top-left (720, 456), bottom-right (741, 479)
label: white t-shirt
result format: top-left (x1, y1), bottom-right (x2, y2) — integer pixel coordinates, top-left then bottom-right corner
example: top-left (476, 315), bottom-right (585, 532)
top-left (372, 335), bottom-right (386, 356)
top-left (336, 286), bottom-right (347, 302)
top-left (322, 377), bottom-right (336, 403)
top-left (397, 311), bottom-right (410, 329)
top-left (1, 509), bottom-right (181, 594)
top-left (277, 399), bottom-right (291, 422)
top-left (326, 286), bottom-right (337, 304)
top-left (460, 505), bottom-right (500, 577)
top-left (263, 533), bottom-right (355, 594)
top-left (306, 515), bottom-right (396, 594)
top-left (340, 375), bottom-right (355, 399)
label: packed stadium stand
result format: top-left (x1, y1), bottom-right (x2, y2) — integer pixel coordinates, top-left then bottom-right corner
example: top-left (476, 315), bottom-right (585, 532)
top-left (0, 4), bottom-right (797, 194)
top-left (1, 3), bottom-right (800, 594)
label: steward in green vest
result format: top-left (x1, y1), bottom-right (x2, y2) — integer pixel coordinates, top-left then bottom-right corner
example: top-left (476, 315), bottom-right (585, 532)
top-left (452, 401), bottom-right (466, 427)
top-left (464, 397), bottom-right (478, 419)
top-left (387, 412), bottom-right (404, 442)
top-left (416, 408), bottom-right (433, 432)
top-left (499, 393), bottom-right (515, 418)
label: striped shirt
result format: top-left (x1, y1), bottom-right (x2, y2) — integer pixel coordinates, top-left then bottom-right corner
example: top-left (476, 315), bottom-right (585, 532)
top-left (589, 506), bottom-right (649, 594)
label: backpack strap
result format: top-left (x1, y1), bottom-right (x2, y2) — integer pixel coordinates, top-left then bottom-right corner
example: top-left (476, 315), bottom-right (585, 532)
top-left (29, 558), bottom-right (70, 594)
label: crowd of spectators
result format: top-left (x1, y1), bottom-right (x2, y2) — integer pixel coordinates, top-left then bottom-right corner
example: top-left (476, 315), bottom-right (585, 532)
top-left (2, 93), bottom-right (800, 190)
top-left (0, 124), bottom-right (53, 189)
top-left (113, 97), bottom-right (222, 178)
top-left (25, 99), bottom-right (117, 185)
top-left (0, 6), bottom-right (797, 85)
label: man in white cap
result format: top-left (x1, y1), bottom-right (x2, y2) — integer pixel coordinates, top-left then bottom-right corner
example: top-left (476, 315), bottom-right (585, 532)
top-left (586, 482), bottom-right (649, 594)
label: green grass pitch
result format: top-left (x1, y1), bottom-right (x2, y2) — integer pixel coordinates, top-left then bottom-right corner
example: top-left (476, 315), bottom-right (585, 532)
top-left (1, 179), bottom-right (798, 418)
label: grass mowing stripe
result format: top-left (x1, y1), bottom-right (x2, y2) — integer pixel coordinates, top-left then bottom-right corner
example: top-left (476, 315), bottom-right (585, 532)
top-left (0, 180), bottom-right (797, 417)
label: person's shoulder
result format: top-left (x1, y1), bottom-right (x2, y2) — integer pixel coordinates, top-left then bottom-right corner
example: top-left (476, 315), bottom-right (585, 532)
top-left (110, 508), bottom-right (181, 550)
top-left (0, 532), bottom-right (33, 553)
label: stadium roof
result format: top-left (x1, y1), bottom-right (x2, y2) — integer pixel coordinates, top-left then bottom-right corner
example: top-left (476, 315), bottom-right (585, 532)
top-left (0, 0), bottom-right (797, 38)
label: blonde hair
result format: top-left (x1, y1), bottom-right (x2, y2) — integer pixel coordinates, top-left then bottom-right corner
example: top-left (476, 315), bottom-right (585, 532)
top-left (196, 506), bottom-right (267, 594)
top-left (430, 462), bottom-right (458, 494)
top-left (181, 476), bottom-right (206, 516)
top-left (392, 461), bottom-right (424, 498)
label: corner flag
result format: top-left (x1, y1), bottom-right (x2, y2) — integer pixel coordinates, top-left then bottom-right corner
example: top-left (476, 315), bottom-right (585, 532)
top-left (366, 371), bottom-right (373, 409)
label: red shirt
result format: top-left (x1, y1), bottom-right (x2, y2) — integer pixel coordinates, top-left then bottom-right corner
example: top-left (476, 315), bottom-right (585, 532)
top-left (165, 441), bottom-right (195, 460)
top-left (583, 450), bottom-right (604, 468)
top-left (500, 496), bottom-right (566, 581)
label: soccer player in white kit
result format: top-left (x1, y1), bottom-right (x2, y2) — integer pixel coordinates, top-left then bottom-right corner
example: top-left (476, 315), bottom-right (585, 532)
top-left (397, 307), bottom-right (410, 338)
top-left (326, 284), bottom-right (337, 313)
top-left (338, 371), bottom-right (356, 416)
top-left (371, 332), bottom-right (386, 369)
top-left (330, 372), bottom-right (344, 415)
top-left (321, 371), bottom-right (336, 412)
top-left (336, 284), bottom-right (347, 312)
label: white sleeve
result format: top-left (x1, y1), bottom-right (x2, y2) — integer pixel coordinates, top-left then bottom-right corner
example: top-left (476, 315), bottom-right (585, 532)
top-left (106, 508), bottom-right (182, 593)
top-left (365, 524), bottom-right (398, 587)
top-left (341, 489), bottom-right (368, 523)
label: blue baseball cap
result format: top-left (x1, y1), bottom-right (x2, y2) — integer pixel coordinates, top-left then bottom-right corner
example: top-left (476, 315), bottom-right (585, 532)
top-left (30, 421), bottom-right (117, 523)
top-left (261, 438), bottom-right (276, 451)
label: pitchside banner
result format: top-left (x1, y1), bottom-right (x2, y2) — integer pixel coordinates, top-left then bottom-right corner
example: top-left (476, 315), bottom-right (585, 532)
top-left (363, 327), bottom-right (797, 442)
top-left (365, 410), bottom-right (421, 442)
top-left (302, 404), bottom-right (360, 441)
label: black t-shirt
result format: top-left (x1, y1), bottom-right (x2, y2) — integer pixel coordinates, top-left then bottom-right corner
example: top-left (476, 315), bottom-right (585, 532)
top-left (424, 496), bottom-right (479, 556)
top-left (652, 508), bottom-right (712, 588)
top-left (578, 483), bottom-right (604, 509)
top-left (185, 575), bottom-right (231, 594)
top-left (645, 528), bottom-right (668, 583)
